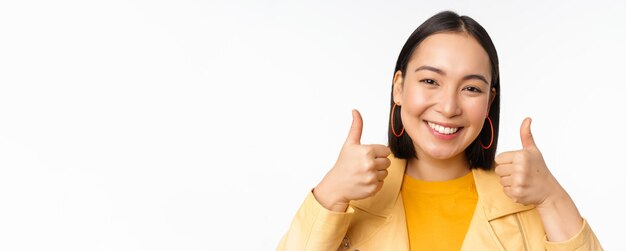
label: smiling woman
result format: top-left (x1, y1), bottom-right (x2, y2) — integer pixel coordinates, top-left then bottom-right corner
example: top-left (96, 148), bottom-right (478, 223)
top-left (277, 10), bottom-right (602, 250)
top-left (392, 32), bottom-right (496, 168)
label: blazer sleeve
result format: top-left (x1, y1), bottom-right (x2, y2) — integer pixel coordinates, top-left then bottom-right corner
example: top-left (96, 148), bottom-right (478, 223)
top-left (544, 218), bottom-right (603, 251)
top-left (277, 190), bottom-right (354, 251)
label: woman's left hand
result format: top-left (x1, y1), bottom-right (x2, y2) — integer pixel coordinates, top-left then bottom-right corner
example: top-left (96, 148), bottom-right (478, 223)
top-left (494, 117), bottom-right (565, 206)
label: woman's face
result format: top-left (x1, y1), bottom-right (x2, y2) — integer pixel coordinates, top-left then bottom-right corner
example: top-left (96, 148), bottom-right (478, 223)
top-left (393, 32), bottom-right (495, 161)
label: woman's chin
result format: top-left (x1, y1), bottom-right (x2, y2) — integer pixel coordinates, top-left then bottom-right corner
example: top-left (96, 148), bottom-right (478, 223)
top-left (427, 152), bottom-right (456, 160)
top-left (412, 139), bottom-right (466, 161)
top-left (421, 147), bottom-right (463, 160)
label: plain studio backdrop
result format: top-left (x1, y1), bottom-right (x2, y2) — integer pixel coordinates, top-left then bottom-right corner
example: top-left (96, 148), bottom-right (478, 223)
top-left (1, 1), bottom-right (624, 250)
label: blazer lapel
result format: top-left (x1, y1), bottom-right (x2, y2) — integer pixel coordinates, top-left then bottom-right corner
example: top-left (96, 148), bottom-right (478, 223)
top-left (461, 168), bottom-right (537, 250)
top-left (472, 168), bottom-right (535, 220)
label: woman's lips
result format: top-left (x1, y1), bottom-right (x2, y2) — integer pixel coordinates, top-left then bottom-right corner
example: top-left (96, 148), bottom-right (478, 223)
top-left (425, 121), bottom-right (463, 140)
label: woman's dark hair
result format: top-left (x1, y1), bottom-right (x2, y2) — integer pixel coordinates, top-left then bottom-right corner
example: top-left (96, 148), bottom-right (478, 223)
top-left (388, 10), bottom-right (500, 170)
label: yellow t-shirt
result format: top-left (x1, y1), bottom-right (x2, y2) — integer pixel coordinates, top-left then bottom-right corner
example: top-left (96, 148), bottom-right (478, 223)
top-left (401, 171), bottom-right (478, 250)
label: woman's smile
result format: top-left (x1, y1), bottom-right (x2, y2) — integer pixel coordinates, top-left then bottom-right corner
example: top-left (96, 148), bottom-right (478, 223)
top-left (425, 120), bottom-right (464, 140)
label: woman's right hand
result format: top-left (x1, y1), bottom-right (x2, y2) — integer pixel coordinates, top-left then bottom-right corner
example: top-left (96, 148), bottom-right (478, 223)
top-left (313, 109), bottom-right (392, 212)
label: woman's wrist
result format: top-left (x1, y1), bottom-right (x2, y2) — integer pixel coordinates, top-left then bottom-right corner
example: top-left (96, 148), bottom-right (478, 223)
top-left (535, 182), bottom-right (584, 242)
top-left (313, 182), bottom-right (350, 212)
top-left (536, 176), bottom-right (570, 211)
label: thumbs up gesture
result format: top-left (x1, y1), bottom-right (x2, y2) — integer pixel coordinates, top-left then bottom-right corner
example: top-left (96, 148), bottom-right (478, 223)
top-left (313, 109), bottom-right (392, 212)
top-left (494, 118), bottom-right (563, 206)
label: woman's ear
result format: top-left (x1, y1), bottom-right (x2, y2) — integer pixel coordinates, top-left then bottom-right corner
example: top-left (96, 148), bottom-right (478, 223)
top-left (393, 70), bottom-right (404, 105)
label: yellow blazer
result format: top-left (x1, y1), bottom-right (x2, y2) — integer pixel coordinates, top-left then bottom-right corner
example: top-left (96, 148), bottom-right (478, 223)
top-left (278, 154), bottom-right (602, 250)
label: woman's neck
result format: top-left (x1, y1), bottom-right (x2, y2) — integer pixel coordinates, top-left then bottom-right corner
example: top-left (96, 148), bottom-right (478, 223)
top-left (405, 151), bottom-right (471, 182)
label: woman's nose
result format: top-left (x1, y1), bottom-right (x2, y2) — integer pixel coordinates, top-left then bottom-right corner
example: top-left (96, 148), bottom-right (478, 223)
top-left (435, 90), bottom-right (462, 117)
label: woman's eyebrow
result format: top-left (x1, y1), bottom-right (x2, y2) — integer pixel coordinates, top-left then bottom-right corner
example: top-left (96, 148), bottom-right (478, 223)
top-left (415, 65), bottom-right (489, 85)
top-left (415, 65), bottom-right (445, 75)
top-left (463, 74), bottom-right (489, 85)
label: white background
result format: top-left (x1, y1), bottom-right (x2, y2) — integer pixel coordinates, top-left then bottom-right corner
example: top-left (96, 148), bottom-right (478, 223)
top-left (1, 1), bottom-right (624, 250)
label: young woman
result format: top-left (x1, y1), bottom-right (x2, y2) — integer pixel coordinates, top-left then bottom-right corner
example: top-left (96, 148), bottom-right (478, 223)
top-left (278, 11), bottom-right (602, 250)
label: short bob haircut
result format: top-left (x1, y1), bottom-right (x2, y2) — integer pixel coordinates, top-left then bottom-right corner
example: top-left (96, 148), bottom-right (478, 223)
top-left (388, 10), bottom-right (500, 170)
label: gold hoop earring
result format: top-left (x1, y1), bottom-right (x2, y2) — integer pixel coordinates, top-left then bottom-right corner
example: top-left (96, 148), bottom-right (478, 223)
top-left (391, 103), bottom-right (404, 138)
top-left (481, 116), bottom-right (494, 149)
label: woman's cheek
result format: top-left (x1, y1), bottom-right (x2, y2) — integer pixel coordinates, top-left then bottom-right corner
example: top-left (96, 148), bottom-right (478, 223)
top-left (405, 87), bottom-right (432, 112)
top-left (402, 93), bottom-right (433, 140)
top-left (463, 99), bottom-right (490, 134)
top-left (466, 98), bottom-right (490, 120)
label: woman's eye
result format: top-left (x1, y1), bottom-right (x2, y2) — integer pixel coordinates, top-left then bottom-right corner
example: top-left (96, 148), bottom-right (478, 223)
top-left (420, 79), bottom-right (437, 85)
top-left (463, 86), bottom-right (483, 93)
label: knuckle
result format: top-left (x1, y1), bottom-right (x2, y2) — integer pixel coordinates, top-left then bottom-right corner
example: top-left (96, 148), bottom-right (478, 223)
top-left (356, 161), bottom-right (369, 171)
top-left (375, 183), bottom-right (384, 193)
top-left (364, 159), bottom-right (375, 169)
top-left (379, 171), bottom-right (388, 180)
top-left (367, 184), bottom-right (379, 194)
top-left (494, 166), bottom-right (502, 174)
top-left (362, 147), bottom-right (374, 156)
top-left (383, 158), bottom-right (391, 166)
top-left (494, 166), bottom-right (503, 175)
top-left (366, 173), bottom-right (377, 183)
top-left (378, 159), bottom-right (391, 169)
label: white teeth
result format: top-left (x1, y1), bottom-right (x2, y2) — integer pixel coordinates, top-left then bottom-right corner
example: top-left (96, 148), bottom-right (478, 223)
top-left (428, 121), bottom-right (459, 135)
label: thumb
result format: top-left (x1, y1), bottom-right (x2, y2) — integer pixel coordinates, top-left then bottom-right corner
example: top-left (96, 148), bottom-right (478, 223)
top-left (345, 109), bottom-right (363, 145)
top-left (520, 117), bottom-right (536, 150)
